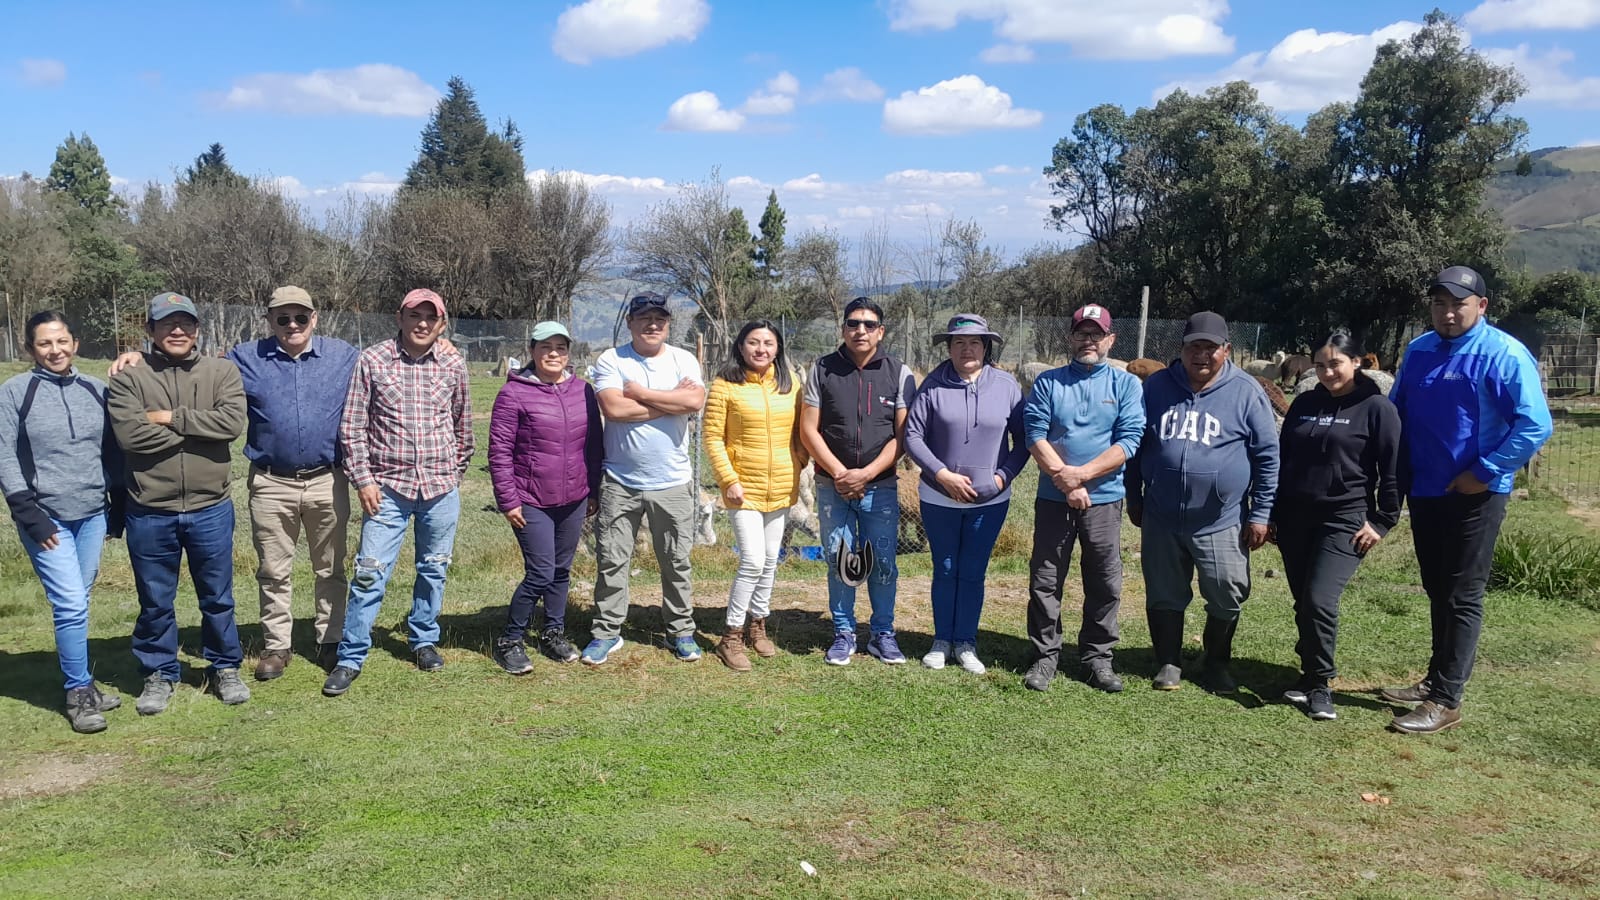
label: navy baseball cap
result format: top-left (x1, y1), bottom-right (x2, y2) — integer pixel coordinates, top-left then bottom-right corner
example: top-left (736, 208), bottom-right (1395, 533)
top-left (1429, 266), bottom-right (1486, 300)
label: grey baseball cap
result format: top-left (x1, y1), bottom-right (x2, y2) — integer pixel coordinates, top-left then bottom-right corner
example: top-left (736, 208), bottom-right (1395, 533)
top-left (1429, 266), bottom-right (1487, 300)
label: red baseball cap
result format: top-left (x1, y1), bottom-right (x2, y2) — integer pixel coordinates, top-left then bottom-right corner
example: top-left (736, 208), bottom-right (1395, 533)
top-left (1072, 304), bottom-right (1113, 333)
top-left (400, 288), bottom-right (445, 316)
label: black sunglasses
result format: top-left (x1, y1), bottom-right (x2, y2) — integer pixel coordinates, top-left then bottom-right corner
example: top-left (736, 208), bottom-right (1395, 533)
top-left (628, 294), bottom-right (669, 314)
top-left (275, 313), bottom-right (310, 327)
top-left (844, 319), bottom-right (881, 331)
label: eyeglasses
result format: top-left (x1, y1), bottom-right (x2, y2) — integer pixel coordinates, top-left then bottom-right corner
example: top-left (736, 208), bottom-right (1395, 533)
top-left (152, 317), bottom-right (197, 333)
top-left (844, 319), bottom-right (882, 331)
top-left (1070, 331), bottom-right (1107, 342)
top-left (275, 313), bottom-right (310, 327)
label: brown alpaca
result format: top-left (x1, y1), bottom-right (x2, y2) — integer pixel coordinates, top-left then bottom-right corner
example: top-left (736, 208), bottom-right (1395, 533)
top-left (1252, 375), bottom-right (1289, 418)
top-left (1125, 358), bottom-right (1164, 381)
top-left (1279, 354), bottom-right (1313, 388)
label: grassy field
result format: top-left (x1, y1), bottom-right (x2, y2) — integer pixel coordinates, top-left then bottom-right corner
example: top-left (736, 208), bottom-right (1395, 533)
top-left (2, 360), bottom-right (1599, 897)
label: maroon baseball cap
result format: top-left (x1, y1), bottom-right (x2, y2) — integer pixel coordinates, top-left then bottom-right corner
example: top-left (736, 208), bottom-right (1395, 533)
top-left (400, 288), bottom-right (445, 316)
top-left (1072, 304), bottom-right (1113, 333)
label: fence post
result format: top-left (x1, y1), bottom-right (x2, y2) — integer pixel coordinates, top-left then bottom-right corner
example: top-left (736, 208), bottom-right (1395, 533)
top-left (1593, 337), bottom-right (1599, 396)
top-left (1136, 285), bottom-right (1149, 360)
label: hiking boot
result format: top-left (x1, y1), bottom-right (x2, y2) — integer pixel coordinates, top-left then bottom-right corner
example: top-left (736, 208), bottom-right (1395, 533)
top-left (1389, 700), bottom-right (1461, 734)
top-left (91, 683), bottom-right (121, 712)
top-left (538, 629), bottom-right (579, 663)
top-left (953, 642), bottom-right (986, 675)
top-left (866, 631), bottom-right (906, 665)
top-left (492, 639), bottom-right (534, 675)
top-left (211, 668), bottom-right (251, 705)
top-left (671, 634), bottom-right (703, 662)
top-left (922, 639), bottom-right (951, 669)
top-left (322, 665), bottom-right (359, 697)
top-left (1306, 686), bottom-right (1337, 721)
top-left (254, 649), bottom-right (290, 681)
top-left (1379, 679), bottom-right (1433, 704)
top-left (414, 645), bottom-right (445, 672)
top-left (716, 629), bottom-right (752, 672)
top-left (746, 617), bottom-right (777, 658)
top-left (66, 686), bottom-right (107, 734)
top-left (1023, 657), bottom-right (1057, 692)
top-left (1148, 609), bottom-right (1185, 691)
top-left (135, 674), bottom-right (175, 716)
top-left (824, 631), bottom-right (856, 666)
top-left (1083, 661), bottom-right (1124, 693)
top-left (581, 637), bottom-right (624, 666)
top-left (1201, 616), bottom-right (1239, 694)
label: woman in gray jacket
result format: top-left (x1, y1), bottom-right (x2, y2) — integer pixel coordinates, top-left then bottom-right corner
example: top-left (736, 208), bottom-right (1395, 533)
top-left (0, 311), bottom-right (123, 733)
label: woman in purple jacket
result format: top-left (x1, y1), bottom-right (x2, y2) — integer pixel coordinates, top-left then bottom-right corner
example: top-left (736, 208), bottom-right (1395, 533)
top-left (904, 314), bottom-right (1029, 674)
top-left (488, 321), bottom-right (603, 674)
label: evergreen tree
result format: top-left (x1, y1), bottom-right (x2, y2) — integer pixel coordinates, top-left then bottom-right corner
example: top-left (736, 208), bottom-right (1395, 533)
top-left (180, 143), bottom-right (248, 195)
top-left (755, 190), bottom-right (786, 282)
top-left (724, 207), bottom-right (758, 288)
top-left (403, 76), bottom-right (527, 202)
top-left (45, 133), bottom-right (121, 217)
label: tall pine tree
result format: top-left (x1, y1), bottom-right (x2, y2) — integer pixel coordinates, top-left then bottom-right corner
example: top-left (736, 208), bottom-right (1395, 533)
top-left (755, 190), bottom-right (786, 284)
top-left (403, 76), bottom-right (527, 203)
top-left (45, 133), bottom-right (121, 216)
top-left (180, 143), bottom-right (248, 196)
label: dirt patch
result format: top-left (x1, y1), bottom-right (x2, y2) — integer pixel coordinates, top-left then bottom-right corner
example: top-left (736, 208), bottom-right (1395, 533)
top-left (1567, 504), bottom-right (1600, 530)
top-left (0, 752), bottom-right (121, 800)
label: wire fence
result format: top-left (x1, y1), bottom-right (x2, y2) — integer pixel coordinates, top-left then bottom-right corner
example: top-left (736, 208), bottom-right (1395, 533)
top-left (1534, 334), bottom-right (1600, 507)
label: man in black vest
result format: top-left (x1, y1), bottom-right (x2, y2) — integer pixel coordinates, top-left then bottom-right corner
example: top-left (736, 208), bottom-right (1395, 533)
top-left (799, 297), bottom-right (918, 666)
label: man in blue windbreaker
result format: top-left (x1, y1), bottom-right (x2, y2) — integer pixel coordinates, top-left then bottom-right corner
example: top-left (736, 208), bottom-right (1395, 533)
top-left (1381, 266), bottom-right (1552, 735)
top-left (1128, 311), bottom-right (1279, 695)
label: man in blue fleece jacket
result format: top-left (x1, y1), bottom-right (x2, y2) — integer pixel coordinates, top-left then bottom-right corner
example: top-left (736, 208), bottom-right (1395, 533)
top-left (1381, 266), bottom-right (1552, 735)
top-left (1021, 304), bottom-right (1144, 693)
top-left (1128, 311), bottom-right (1279, 694)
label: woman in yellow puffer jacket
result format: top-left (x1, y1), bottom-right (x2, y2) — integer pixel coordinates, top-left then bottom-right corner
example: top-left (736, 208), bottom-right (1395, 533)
top-left (703, 319), bottom-right (807, 671)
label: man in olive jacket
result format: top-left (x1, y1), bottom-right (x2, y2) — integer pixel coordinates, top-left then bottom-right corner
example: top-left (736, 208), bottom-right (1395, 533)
top-left (109, 292), bottom-right (249, 715)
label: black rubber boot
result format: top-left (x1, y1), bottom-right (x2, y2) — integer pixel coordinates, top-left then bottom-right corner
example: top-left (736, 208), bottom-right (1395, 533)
top-left (1202, 616), bottom-right (1239, 694)
top-left (1148, 609), bottom-right (1185, 691)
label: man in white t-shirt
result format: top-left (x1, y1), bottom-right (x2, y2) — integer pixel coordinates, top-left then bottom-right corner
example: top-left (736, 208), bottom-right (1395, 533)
top-left (582, 293), bottom-right (708, 665)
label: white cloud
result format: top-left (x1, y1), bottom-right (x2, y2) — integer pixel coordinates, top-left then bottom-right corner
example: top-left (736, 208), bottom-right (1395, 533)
top-left (662, 91), bottom-right (746, 132)
top-left (810, 67), bottom-right (885, 102)
top-left (887, 0), bottom-right (1233, 60)
top-left (782, 173), bottom-right (836, 194)
top-left (980, 43), bottom-right (1035, 63)
top-left (743, 70), bottom-right (799, 115)
top-left (269, 175), bottom-right (310, 198)
top-left (1580, 137), bottom-right (1600, 146)
top-left (1158, 21), bottom-right (1422, 112)
top-left (726, 175), bottom-right (772, 191)
top-left (1465, 0), bottom-right (1600, 32)
top-left (1484, 44), bottom-right (1600, 108)
top-left (335, 172), bottom-right (403, 196)
top-left (219, 64), bottom-right (439, 116)
top-left (552, 0), bottom-right (710, 64)
top-left (527, 168), bottom-right (672, 193)
top-left (19, 58), bottom-right (66, 87)
top-left (987, 164), bottom-right (1032, 175)
top-left (892, 202), bottom-right (951, 219)
top-left (837, 205), bottom-right (882, 219)
top-left (882, 75), bottom-right (1043, 135)
top-left (884, 169), bottom-right (987, 190)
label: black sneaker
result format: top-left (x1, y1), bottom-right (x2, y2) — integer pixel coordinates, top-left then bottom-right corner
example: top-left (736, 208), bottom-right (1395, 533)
top-left (1306, 687), bottom-right (1337, 721)
top-left (1283, 675), bottom-right (1316, 707)
top-left (493, 639), bottom-right (534, 675)
top-left (322, 665), bottom-right (359, 697)
top-left (538, 629), bottom-right (580, 663)
top-left (1083, 663), bottom-right (1124, 693)
top-left (66, 686), bottom-right (108, 734)
top-left (414, 645), bottom-right (445, 672)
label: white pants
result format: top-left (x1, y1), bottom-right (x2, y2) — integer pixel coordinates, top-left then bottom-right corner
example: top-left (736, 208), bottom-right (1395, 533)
top-left (726, 507), bottom-right (788, 627)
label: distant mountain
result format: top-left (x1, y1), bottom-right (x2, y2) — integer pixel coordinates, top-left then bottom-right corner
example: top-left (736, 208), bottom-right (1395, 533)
top-left (1487, 146), bottom-right (1600, 274)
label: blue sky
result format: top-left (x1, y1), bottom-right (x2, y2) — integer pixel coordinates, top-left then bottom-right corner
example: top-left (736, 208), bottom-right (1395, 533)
top-left (5, 0), bottom-right (1600, 256)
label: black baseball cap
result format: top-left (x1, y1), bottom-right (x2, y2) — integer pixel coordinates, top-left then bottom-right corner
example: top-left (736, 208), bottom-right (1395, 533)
top-left (626, 292), bottom-right (671, 317)
top-left (1182, 311), bottom-right (1229, 345)
top-left (1429, 266), bottom-right (1486, 300)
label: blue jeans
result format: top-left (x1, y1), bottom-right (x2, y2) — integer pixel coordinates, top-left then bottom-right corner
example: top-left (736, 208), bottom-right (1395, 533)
top-left (19, 513), bottom-right (107, 690)
top-left (127, 500), bottom-right (243, 680)
top-left (817, 478), bottom-right (899, 634)
top-left (923, 500), bottom-right (1009, 643)
top-left (338, 487), bottom-right (460, 670)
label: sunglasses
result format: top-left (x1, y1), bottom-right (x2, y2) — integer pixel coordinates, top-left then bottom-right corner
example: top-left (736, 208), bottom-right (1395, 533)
top-left (844, 319), bottom-right (882, 331)
top-left (275, 313), bottom-right (311, 327)
top-left (628, 295), bottom-right (669, 314)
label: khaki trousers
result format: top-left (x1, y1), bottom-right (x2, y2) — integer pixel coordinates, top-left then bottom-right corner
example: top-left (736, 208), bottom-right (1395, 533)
top-left (248, 467), bottom-right (351, 650)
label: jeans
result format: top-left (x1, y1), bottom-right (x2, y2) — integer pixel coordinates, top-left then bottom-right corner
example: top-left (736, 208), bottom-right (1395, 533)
top-left (817, 478), bottom-right (899, 634)
top-left (1409, 492), bottom-right (1509, 707)
top-left (1141, 523), bottom-right (1251, 620)
top-left (1276, 503), bottom-right (1366, 683)
top-left (1028, 498), bottom-right (1125, 665)
top-left (504, 500), bottom-right (586, 641)
top-left (727, 507), bottom-right (788, 628)
top-left (127, 499), bottom-right (243, 681)
top-left (923, 500), bottom-right (1008, 644)
top-left (338, 487), bottom-right (461, 670)
top-left (19, 513), bottom-right (107, 690)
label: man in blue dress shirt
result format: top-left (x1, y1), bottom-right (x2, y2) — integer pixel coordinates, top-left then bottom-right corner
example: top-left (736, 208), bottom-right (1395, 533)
top-left (227, 286), bottom-right (360, 680)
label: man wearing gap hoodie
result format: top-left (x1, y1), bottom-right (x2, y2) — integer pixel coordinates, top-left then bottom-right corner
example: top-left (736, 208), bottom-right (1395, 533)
top-left (1128, 311), bottom-right (1279, 694)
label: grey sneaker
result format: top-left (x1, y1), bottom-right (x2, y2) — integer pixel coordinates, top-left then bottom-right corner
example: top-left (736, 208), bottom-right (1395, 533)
top-left (1023, 657), bottom-right (1057, 692)
top-left (1083, 662), bottom-right (1124, 693)
top-left (136, 674), bottom-right (176, 716)
top-left (211, 667), bottom-right (251, 705)
top-left (1306, 687), bottom-right (1338, 721)
top-left (66, 686), bottom-right (108, 734)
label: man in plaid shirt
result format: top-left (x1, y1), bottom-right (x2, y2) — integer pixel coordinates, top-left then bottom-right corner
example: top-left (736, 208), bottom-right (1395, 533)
top-left (323, 288), bottom-right (473, 697)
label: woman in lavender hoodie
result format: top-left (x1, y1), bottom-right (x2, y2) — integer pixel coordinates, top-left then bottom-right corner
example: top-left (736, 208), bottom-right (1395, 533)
top-left (904, 314), bottom-right (1029, 674)
top-left (487, 321), bottom-right (603, 675)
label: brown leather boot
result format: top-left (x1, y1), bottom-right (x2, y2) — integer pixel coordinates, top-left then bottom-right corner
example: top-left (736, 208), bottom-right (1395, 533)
top-left (254, 649), bottom-right (290, 681)
top-left (746, 617), bottom-right (777, 658)
top-left (716, 628), bottom-right (752, 672)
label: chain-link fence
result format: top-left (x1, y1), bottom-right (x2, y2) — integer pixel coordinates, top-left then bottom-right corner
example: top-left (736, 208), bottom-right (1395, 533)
top-left (1534, 334), bottom-right (1600, 507)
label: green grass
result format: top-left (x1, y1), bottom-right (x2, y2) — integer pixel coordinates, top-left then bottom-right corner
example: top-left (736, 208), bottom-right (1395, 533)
top-left (2, 360), bottom-right (1599, 897)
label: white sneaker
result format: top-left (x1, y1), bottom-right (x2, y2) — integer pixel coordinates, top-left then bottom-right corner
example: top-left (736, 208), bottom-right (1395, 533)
top-left (953, 643), bottom-right (986, 675)
top-left (922, 639), bottom-right (951, 669)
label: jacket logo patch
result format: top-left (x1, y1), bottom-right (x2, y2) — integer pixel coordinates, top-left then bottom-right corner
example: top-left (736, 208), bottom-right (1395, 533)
top-left (1159, 409), bottom-right (1222, 446)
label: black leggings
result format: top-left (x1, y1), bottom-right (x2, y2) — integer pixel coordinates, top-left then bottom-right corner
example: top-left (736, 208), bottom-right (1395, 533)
top-left (503, 499), bottom-right (586, 641)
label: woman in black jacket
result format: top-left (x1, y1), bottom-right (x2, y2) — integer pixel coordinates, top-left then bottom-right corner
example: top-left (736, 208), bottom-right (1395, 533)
top-left (1270, 333), bottom-right (1402, 721)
